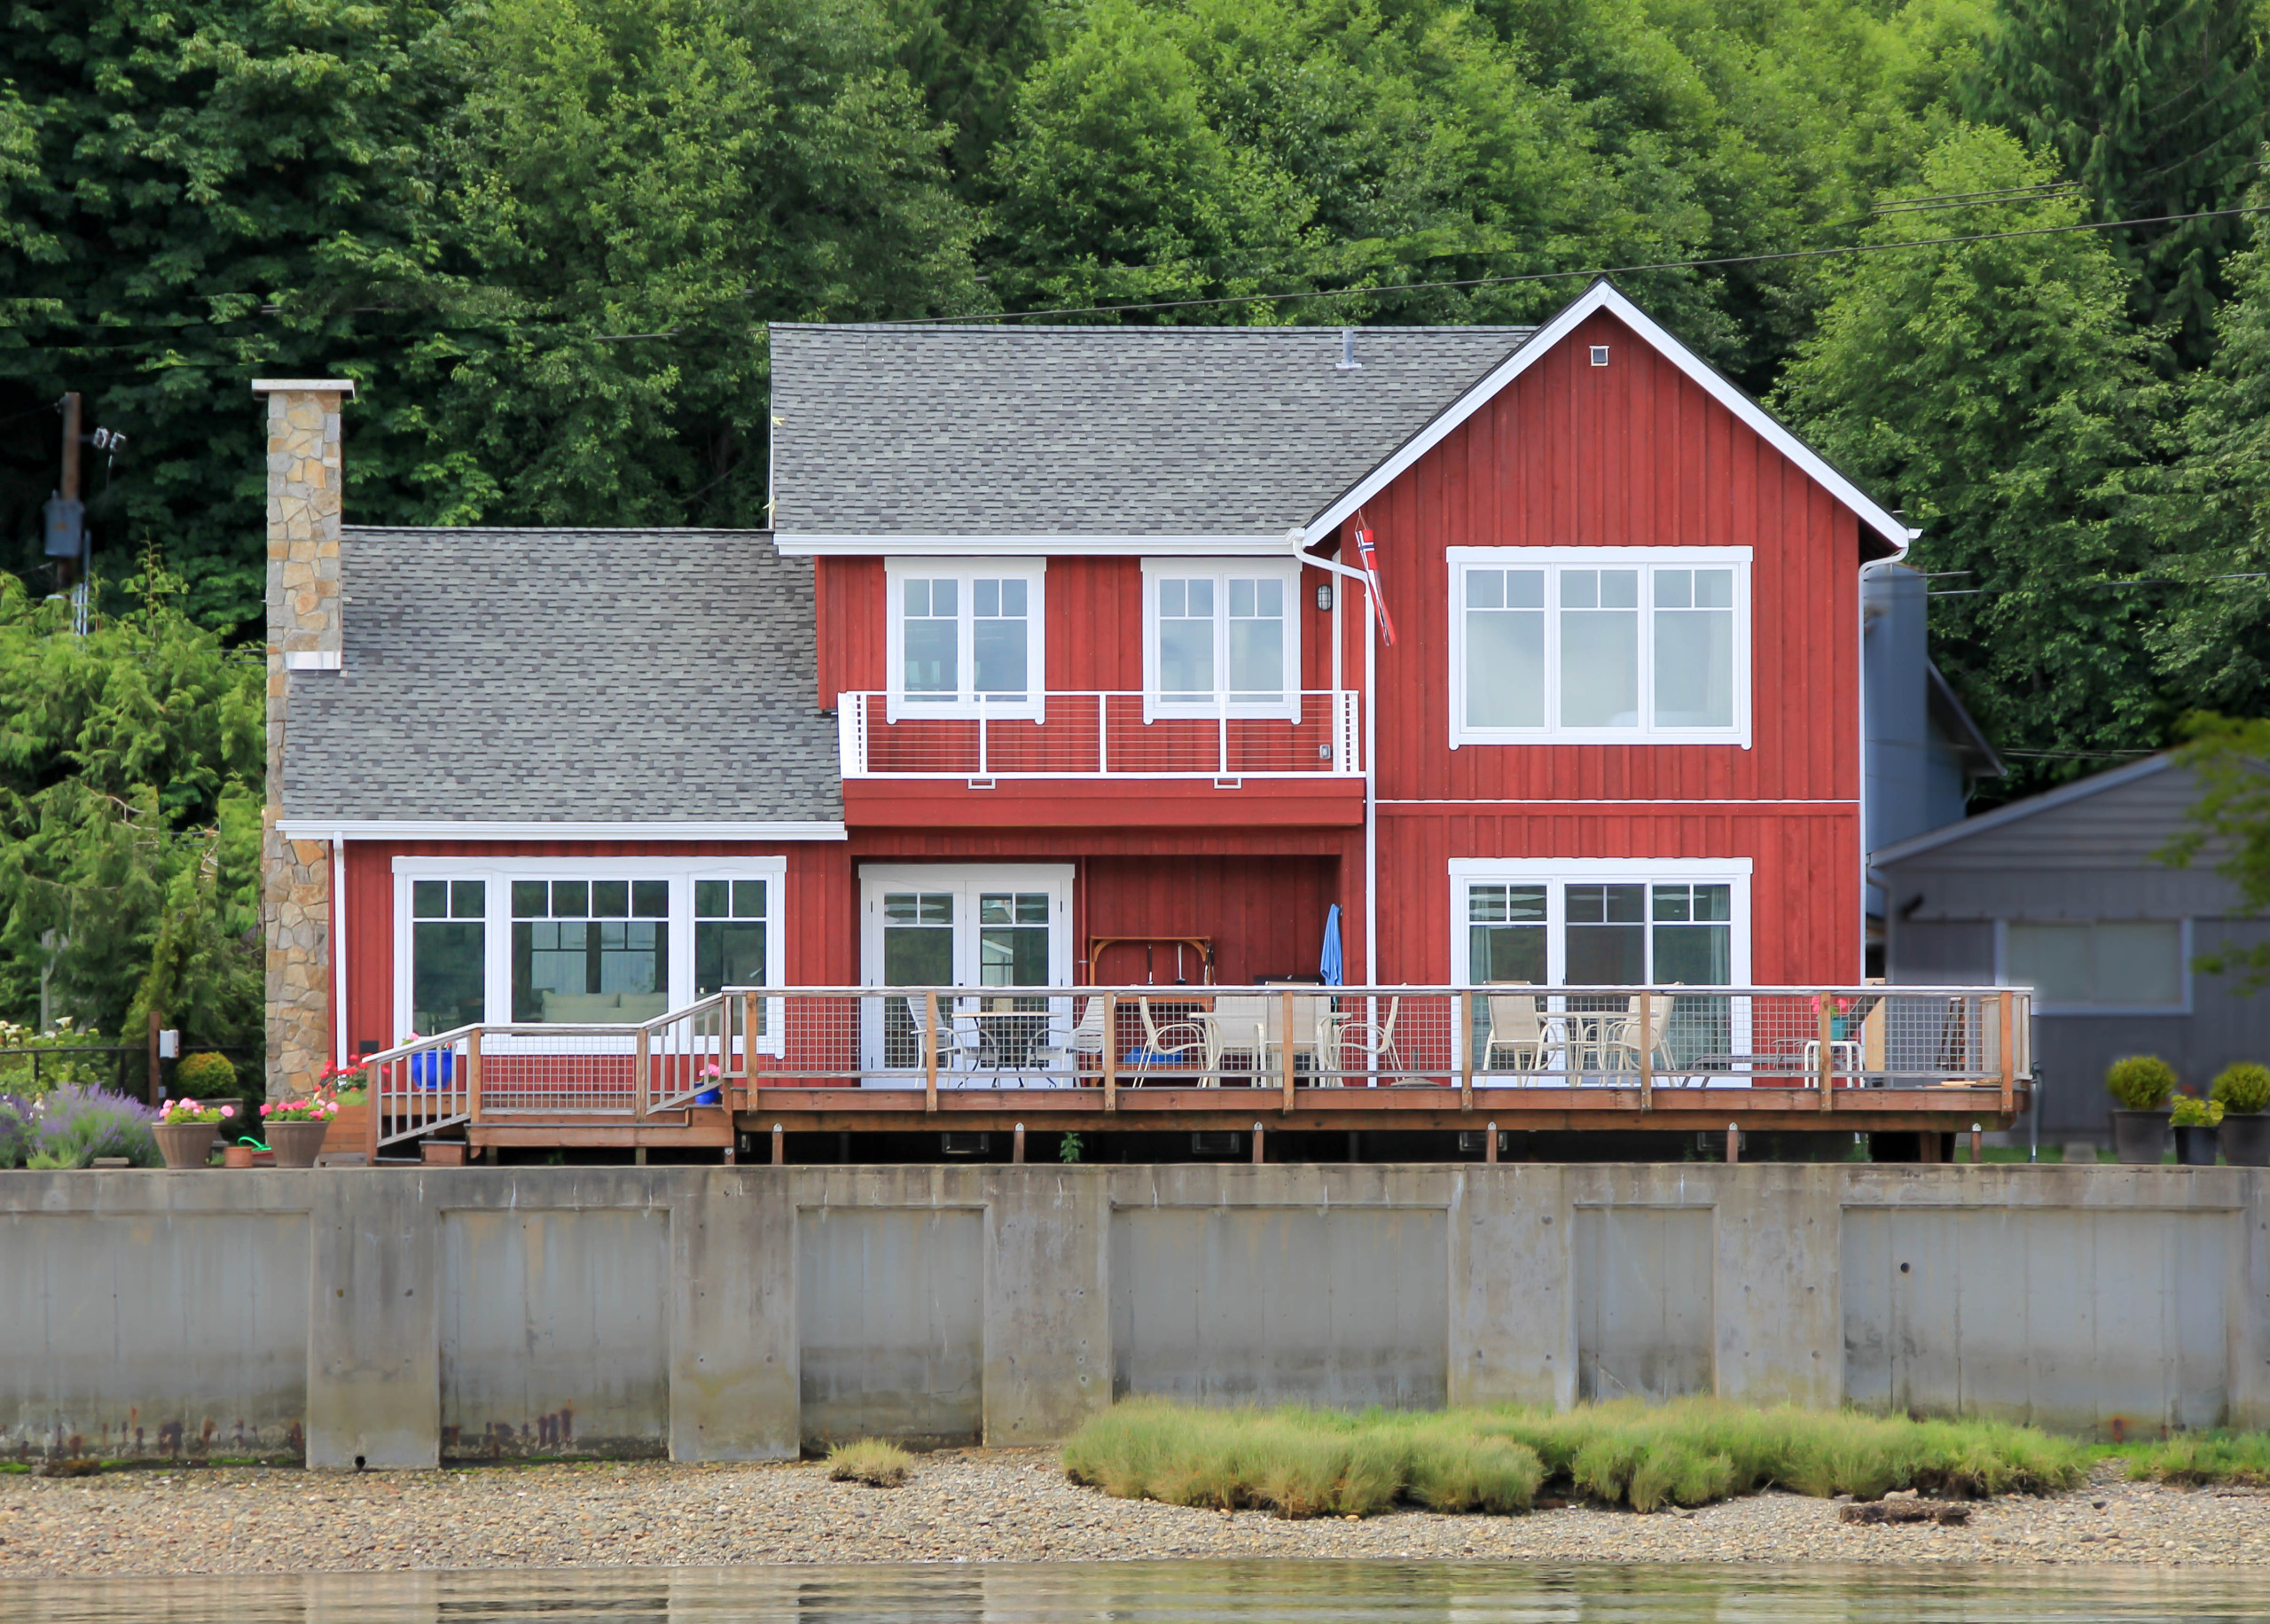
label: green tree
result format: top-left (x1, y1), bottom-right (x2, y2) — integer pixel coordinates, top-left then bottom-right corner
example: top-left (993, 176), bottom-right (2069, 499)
top-left (2164, 714), bottom-right (2270, 986)
top-left (0, 566), bottom-right (264, 1048)
top-left (2150, 202), bottom-right (2270, 714)
top-left (400, 0), bottom-right (984, 527)
top-left (0, 0), bottom-right (464, 632)
top-left (1775, 124), bottom-right (2170, 793)
top-left (1966, 0), bottom-right (2270, 368)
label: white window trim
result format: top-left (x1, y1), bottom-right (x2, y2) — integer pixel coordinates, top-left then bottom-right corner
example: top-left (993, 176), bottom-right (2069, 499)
top-left (1446, 546), bottom-right (1752, 749)
top-left (1446, 857), bottom-right (1753, 986)
top-left (389, 855), bottom-right (788, 1050)
top-left (1140, 557), bottom-right (1303, 722)
top-left (884, 558), bottom-right (1047, 722)
top-left (1994, 917), bottom-right (2193, 1017)
top-left (857, 863), bottom-right (1076, 988)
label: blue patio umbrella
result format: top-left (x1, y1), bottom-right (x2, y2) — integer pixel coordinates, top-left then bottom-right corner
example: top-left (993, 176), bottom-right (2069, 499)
top-left (1319, 904), bottom-right (1344, 987)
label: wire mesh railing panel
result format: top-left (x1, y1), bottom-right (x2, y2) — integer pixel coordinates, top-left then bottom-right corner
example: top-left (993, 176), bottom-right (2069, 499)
top-left (841, 691), bottom-right (1361, 778)
top-left (477, 1029), bottom-right (639, 1115)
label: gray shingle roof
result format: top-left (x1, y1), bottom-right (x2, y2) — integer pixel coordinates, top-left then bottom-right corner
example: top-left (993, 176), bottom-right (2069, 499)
top-left (768, 324), bottom-right (1536, 535)
top-left (282, 528), bottom-right (841, 824)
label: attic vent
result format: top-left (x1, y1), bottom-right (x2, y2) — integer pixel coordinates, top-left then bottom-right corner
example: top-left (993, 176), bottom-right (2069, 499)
top-left (1336, 330), bottom-right (1362, 371)
top-left (1590, 346), bottom-right (1610, 367)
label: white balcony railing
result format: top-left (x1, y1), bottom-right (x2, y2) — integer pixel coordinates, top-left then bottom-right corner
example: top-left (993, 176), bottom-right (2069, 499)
top-left (837, 690), bottom-right (1362, 780)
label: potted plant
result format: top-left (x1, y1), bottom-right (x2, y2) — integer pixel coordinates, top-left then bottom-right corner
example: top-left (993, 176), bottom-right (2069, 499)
top-left (261, 1096), bottom-right (342, 1167)
top-left (2106, 1055), bottom-right (2177, 1164)
top-left (2211, 1063), bottom-right (2270, 1167)
top-left (153, 1097), bottom-right (233, 1169)
top-left (2170, 1095), bottom-right (2224, 1166)
top-left (317, 1061), bottom-right (371, 1155)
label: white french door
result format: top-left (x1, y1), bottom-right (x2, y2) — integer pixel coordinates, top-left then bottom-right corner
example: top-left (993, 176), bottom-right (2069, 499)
top-left (858, 865), bottom-right (1074, 1084)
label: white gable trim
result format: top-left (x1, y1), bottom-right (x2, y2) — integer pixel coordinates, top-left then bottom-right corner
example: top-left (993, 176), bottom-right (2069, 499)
top-left (1301, 280), bottom-right (1917, 554)
top-left (1868, 755), bottom-right (2175, 867)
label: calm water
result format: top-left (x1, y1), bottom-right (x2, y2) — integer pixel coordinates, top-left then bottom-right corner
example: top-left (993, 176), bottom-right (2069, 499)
top-left (5, 1563), bottom-right (2266, 1624)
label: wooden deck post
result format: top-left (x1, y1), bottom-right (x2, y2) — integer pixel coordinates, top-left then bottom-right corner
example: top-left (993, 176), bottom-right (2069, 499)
top-left (1637, 990), bottom-right (1652, 1113)
top-left (466, 1030), bottom-right (482, 1129)
top-left (1013, 1121), bottom-right (1025, 1163)
top-left (634, 1026), bottom-right (650, 1122)
top-left (1459, 991), bottom-right (1475, 1113)
top-left (1817, 995), bottom-right (1834, 1111)
top-left (1726, 1121), bottom-right (1740, 1165)
top-left (1998, 991), bottom-right (2016, 1117)
top-left (1280, 988), bottom-right (1296, 1116)
top-left (1102, 992), bottom-right (1118, 1113)
top-left (771, 1122), bottom-right (785, 1165)
top-left (363, 1058), bottom-right (380, 1163)
top-left (1252, 1121), bottom-right (1264, 1164)
top-left (1484, 1120), bottom-right (1498, 1164)
top-left (923, 989), bottom-right (939, 1114)
top-left (743, 989), bottom-right (762, 1112)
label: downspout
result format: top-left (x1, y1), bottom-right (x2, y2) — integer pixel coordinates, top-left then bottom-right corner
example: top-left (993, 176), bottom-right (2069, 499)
top-left (1295, 532), bottom-right (1377, 986)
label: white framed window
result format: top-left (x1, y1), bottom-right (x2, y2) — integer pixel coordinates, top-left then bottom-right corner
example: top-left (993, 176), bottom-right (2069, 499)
top-left (1447, 547), bottom-right (1750, 746)
top-left (885, 558), bottom-right (1045, 721)
top-left (1447, 859), bottom-right (1753, 987)
top-left (1141, 558), bottom-right (1301, 719)
top-left (2000, 919), bottom-right (2189, 1014)
top-left (390, 855), bottom-right (787, 1048)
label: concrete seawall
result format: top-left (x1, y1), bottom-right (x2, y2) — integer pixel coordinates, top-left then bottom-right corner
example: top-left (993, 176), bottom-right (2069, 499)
top-left (3, 1164), bottom-right (2263, 1467)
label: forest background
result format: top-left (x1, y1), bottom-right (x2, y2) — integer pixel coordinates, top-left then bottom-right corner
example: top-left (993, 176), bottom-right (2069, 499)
top-left (3, 0), bottom-right (2270, 1049)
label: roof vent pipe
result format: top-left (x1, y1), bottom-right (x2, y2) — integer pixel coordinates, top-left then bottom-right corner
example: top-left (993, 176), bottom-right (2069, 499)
top-left (1336, 330), bottom-right (1362, 371)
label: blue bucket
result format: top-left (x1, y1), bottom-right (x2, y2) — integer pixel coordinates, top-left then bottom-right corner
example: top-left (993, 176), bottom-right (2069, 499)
top-left (409, 1050), bottom-right (454, 1089)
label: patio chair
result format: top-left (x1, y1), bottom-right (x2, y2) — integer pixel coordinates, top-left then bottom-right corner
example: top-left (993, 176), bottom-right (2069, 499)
top-left (1602, 987), bottom-right (1680, 1081)
top-left (1134, 997), bottom-right (1209, 1083)
top-left (1205, 995), bottom-right (1273, 1085)
top-left (1336, 995), bottom-right (1405, 1084)
top-left (1030, 995), bottom-right (1108, 1087)
top-left (1258, 993), bottom-right (1337, 1087)
top-left (1482, 984), bottom-right (1555, 1079)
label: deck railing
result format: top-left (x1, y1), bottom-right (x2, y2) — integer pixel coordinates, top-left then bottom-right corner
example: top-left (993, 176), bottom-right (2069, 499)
top-left (353, 985), bottom-right (2029, 1145)
top-left (837, 690), bottom-right (1362, 779)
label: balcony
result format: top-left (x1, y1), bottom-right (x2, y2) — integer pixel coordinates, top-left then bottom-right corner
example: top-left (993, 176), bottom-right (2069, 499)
top-left (836, 690), bottom-right (1366, 828)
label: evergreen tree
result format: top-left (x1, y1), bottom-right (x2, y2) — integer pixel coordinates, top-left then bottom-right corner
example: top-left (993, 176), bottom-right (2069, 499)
top-left (1776, 125), bottom-right (2171, 794)
top-left (1967, 0), bottom-right (2270, 368)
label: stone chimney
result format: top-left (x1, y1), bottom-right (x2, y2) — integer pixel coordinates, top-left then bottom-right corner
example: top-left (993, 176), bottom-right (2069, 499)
top-left (254, 378), bottom-right (355, 1099)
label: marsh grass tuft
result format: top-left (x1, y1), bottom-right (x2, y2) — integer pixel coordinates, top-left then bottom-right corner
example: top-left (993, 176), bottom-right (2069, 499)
top-left (1061, 1398), bottom-right (2091, 1519)
top-left (826, 1438), bottom-right (913, 1487)
top-left (2127, 1431), bottom-right (2270, 1487)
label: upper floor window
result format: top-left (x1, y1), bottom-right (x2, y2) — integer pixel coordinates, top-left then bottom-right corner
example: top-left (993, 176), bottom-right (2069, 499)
top-left (1142, 558), bottom-right (1300, 719)
top-left (886, 559), bottom-right (1045, 720)
top-left (1448, 548), bottom-right (1749, 746)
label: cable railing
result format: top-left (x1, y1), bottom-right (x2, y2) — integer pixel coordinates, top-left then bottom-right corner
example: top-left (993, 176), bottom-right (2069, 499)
top-left (837, 690), bottom-right (1362, 778)
top-left (352, 986), bottom-right (2029, 1145)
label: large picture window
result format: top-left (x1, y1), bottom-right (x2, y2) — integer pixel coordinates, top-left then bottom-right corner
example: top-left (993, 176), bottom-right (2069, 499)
top-left (393, 858), bottom-right (786, 1042)
top-left (1143, 559), bottom-right (1300, 718)
top-left (1449, 549), bottom-right (1749, 746)
top-left (1451, 862), bottom-right (1750, 988)
top-left (2005, 920), bottom-right (2186, 1012)
top-left (886, 560), bottom-right (1045, 718)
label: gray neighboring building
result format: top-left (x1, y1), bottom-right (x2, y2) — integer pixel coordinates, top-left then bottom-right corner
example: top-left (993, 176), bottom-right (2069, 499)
top-left (1875, 754), bottom-right (2270, 1142)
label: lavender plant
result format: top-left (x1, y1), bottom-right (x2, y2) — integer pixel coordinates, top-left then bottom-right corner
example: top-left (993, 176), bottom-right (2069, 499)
top-left (27, 1085), bottom-right (160, 1168)
top-left (0, 1093), bottom-right (32, 1168)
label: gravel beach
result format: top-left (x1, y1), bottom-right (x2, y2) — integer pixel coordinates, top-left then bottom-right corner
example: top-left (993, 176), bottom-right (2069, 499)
top-left (1, 1453), bottom-right (2263, 1577)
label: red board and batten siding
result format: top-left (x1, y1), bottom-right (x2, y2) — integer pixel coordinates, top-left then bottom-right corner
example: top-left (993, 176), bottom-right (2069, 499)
top-left (1359, 308), bottom-right (1865, 983)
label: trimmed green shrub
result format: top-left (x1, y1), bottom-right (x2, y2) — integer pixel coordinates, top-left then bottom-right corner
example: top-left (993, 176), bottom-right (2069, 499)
top-left (2211, 1062), bottom-right (2270, 1115)
top-left (174, 1052), bottom-right (238, 1094)
top-left (2106, 1054), bottom-right (2178, 1110)
top-left (2171, 1096), bottom-right (2224, 1128)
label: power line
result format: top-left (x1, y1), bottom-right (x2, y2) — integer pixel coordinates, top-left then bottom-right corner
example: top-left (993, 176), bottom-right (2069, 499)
top-left (880, 204), bottom-right (2270, 327)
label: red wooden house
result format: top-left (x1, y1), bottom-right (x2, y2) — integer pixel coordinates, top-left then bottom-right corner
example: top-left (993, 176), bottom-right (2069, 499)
top-left (269, 281), bottom-right (2023, 1159)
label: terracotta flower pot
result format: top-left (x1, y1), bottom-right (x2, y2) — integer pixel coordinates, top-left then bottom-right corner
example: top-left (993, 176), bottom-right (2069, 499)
top-left (2220, 1113), bottom-right (2270, 1167)
top-left (2110, 1108), bottom-right (2171, 1165)
top-left (153, 1121), bottom-right (217, 1169)
top-left (223, 1144), bottom-right (255, 1169)
top-left (267, 1118), bottom-right (331, 1168)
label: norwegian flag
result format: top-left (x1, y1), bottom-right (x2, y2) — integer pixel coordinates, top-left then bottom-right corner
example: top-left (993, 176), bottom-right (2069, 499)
top-left (1353, 519), bottom-right (1397, 648)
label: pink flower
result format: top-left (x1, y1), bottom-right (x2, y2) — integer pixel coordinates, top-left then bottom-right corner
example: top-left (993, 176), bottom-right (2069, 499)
top-left (221, 1105), bottom-right (235, 1118)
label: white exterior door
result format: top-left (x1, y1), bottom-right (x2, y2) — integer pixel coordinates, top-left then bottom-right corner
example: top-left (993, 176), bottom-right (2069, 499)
top-left (857, 864), bottom-right (1074, 1084)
